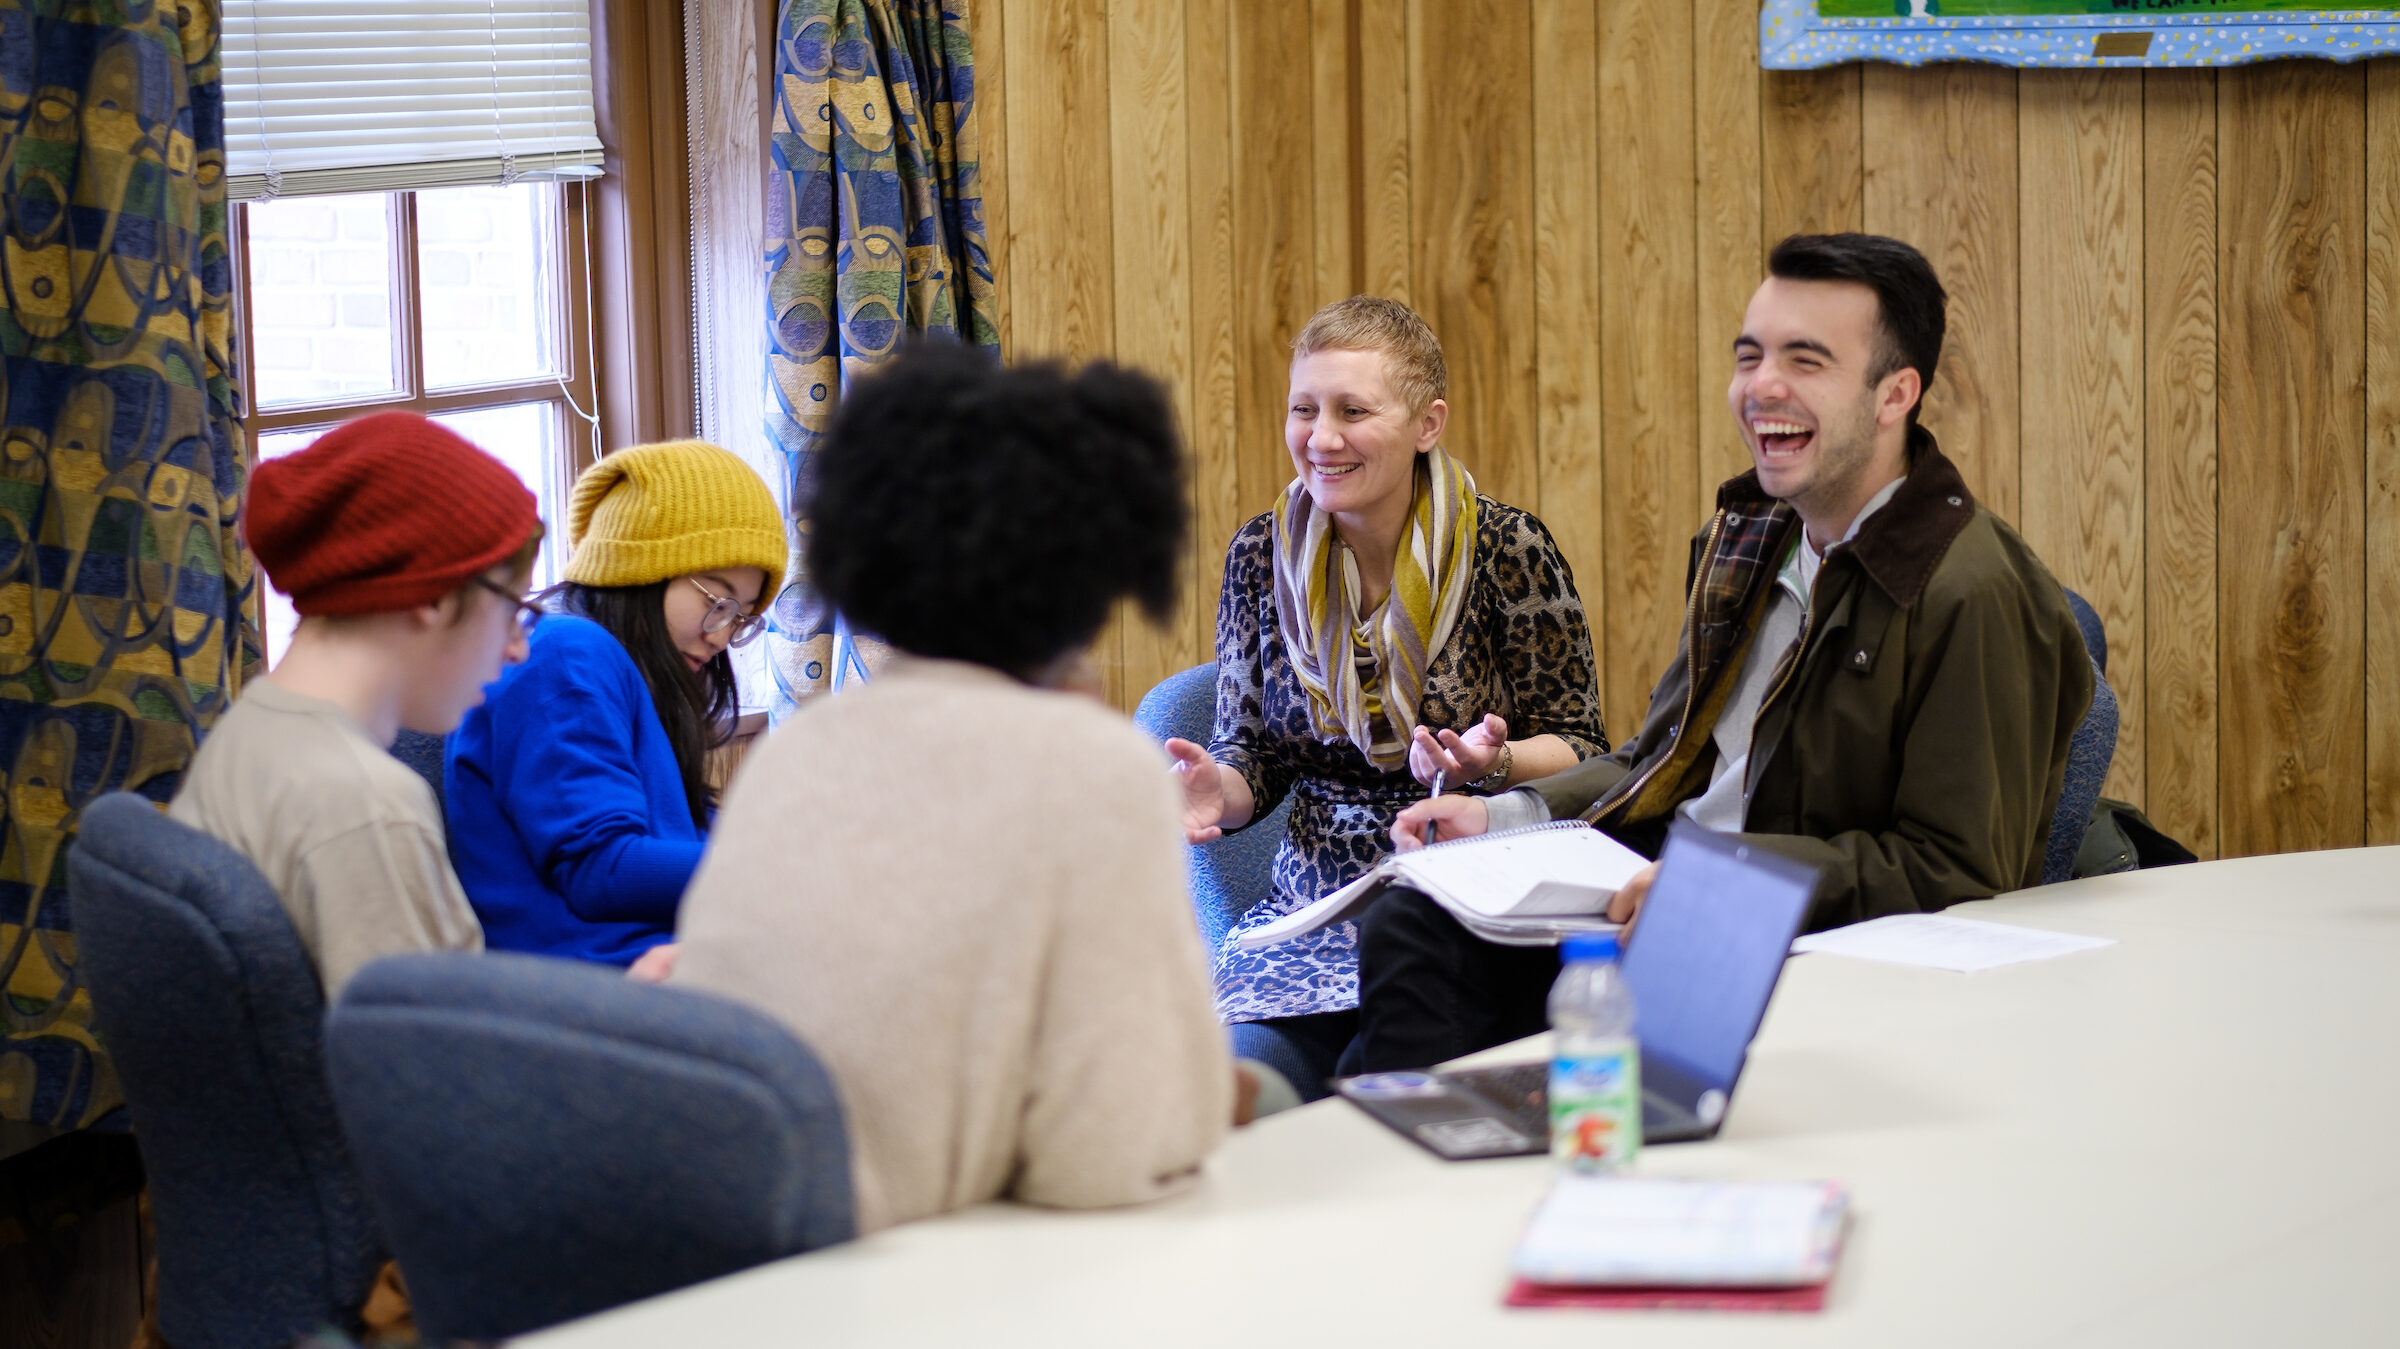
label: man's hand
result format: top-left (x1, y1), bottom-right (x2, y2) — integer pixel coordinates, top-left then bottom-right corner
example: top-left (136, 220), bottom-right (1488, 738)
top-left (1607, 862), bottom-right (1660, 926)
top-left (1408, 714), bottom-right (1508, 788)
top-left (1163, 737), bottom-right (1227, 843)
top-left (1389, 794), bottom-right (1491, 852)
top-left (626, 942), bottom-right (679, 983)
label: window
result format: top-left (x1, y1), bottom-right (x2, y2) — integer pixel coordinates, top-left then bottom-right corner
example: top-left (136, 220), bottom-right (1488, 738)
top-left (235, 183), bottom-right (597, 662)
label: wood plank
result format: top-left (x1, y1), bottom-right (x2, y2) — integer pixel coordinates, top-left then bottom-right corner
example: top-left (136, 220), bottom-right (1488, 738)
top-left (1312, 0), bottom-right (1357, 302)
top-left (1762, 64), bottom-right (1862, 247)
top-left (2017, 70), bottom-right (2145, 807)
top-left (1595, 0), bottom-right (1698, 736)
top-left (1862, 62), bottom-right (2021, 523)
top-left (2367, 58), bottom-right (2400, 846)
top-left (1108, 0), bottom-right (1197, 705)
top-left (1358, 0), bottom-right (1411, 303)
top-left (1408, 0), bottom-right (1539, 512)
top-left (1228, 1), bottom-right (1318, 520)
top-left (999, 0), bottom-right (1114, 362)
top-left (969, 0), bottom-right (1010, 356)
top-left (693, 0), bottom-right (769, 466)
top-left (1186, 0), bottom-right (1241, 672)
top-left (1530, 0), bottom-right (1605, 714)
top-left (1001, 0), bottom-right (1118, 696)
top-left (2142, 67), bottom-right (2220, 859)
top-left (1693, 0), bottom-right (1764, 524)
top-left (2217, 61), bottom-right (2368, 856)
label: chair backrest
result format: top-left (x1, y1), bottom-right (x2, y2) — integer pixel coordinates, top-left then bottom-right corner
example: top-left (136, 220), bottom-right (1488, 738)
top-left (324, 951), bottom-right (855, 1341)
top-left (1133, 662), bottom-right (1294, 951)
top-left (66, 792), bottom-right (384, 1349)
top-left (2044, 589), bottom-right (2120, 884)
top-left (387, 729), bottom-right (447, 813)
top-left (2063, 588), bottom-right (2109, 676)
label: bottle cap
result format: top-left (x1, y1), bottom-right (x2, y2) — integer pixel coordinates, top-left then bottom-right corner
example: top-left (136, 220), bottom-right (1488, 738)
top-left (1562, 931), bottom-right (1620, 963)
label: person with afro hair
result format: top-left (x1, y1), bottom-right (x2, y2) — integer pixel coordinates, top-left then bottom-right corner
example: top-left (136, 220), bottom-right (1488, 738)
top-left (665, 343), bottom-right (1258, 1235)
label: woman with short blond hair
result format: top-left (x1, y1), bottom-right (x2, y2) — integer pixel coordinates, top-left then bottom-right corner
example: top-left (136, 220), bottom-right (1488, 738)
top-left (1165, 295), bottom-right (1606, 1097)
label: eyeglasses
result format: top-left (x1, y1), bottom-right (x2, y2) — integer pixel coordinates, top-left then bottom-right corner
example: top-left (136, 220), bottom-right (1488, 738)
top-left (473, 576), bottom-right (546, 632)
top-left (687, 576), bottom-right (768, 648)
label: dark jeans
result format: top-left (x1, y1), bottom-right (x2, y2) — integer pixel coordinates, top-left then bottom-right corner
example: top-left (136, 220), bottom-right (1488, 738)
top-left (1229, 1010), bottom-right (1360, 1102)
top-left (1341, 885), bottom-right (1565, 1072)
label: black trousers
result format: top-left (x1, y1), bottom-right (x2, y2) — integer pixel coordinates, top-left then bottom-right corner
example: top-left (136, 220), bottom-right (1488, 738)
top-left (1338, 885), bottom-right (1566, 1073)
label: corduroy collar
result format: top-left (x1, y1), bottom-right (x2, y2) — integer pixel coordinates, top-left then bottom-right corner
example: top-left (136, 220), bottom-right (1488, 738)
top-left (1712, 425), bottom-right (1975, 610)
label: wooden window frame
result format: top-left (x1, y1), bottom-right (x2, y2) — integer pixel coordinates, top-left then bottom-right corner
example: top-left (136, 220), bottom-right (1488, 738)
top-left (588, 0), bottom-right (697, 451)
top-left (231, 183), bottom-right (604, 502)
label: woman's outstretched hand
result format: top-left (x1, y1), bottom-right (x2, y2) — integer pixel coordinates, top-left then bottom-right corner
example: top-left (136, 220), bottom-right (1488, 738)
top-left (1408, 713), bottom-right (1508, 788)
top-left (1163, 737), bottom-right (1228, 844)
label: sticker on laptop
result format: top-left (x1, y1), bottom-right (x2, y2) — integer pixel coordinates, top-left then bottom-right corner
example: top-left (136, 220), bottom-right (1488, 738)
top-left (1343, 1072), bottom-right (1449, 1100)
top-left (1414, 1118), bottom-right (1531, 1158)
top-left (1697, 1089), bottom-right (1728, 1126)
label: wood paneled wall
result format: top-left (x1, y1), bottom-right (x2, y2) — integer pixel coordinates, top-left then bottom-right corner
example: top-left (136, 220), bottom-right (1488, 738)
top-left (968, 0), bottom-right (2400, 861)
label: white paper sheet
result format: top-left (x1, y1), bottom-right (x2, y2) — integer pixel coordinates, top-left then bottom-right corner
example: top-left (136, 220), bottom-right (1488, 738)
top-left (1790, 913), bottom-right (2115, 973)
top-left (1395, 823), bottom-right (1649, 918)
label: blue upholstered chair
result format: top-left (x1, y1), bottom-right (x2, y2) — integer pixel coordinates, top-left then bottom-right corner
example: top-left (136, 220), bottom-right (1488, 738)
top-left (66, 792), bottom-right (385, 1349)
top-left (323, 951), bottom-right (854, 1341)
top-left (387, 728), bottom-right (448, 812)
top-left (1132, 663), bottom-right (1293, 951)
top-left (2045, 589), bottom-right (2121, 884)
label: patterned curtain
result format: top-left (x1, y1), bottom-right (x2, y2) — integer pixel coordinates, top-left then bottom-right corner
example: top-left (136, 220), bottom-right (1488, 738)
top-left (0, 1), bottom-right (253, 1127)
top-left (761, 0), bottom-right (998, 713)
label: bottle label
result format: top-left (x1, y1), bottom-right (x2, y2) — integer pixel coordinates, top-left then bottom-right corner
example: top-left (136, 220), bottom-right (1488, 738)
top-left (1549, 1041), bottom-right (1641, 1171)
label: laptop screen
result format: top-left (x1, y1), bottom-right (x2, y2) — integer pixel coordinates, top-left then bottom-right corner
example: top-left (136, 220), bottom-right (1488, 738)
top-left (1619, 824), bottom-right (1820, 1095)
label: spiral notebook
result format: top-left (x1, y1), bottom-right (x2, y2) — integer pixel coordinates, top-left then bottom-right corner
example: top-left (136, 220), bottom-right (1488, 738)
top-left (1234, 820), bottom-right (1647, 950)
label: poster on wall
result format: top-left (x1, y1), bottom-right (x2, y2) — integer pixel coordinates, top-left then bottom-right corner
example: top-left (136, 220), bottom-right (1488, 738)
top-left (1760, 0), bottom-right (2400, 67)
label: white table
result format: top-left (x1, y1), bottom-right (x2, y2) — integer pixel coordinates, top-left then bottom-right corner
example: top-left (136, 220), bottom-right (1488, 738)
top-left (524, 848), bottom-right (2400, 1347)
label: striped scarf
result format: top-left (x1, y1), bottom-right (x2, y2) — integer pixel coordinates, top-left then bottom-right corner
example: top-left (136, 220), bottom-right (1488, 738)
top-left (1270, 447), bottom-right (1479, 769)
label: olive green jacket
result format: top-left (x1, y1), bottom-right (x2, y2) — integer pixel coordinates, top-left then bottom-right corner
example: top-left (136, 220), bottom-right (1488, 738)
top-left (1527, 430), bottom-right (2094, 931)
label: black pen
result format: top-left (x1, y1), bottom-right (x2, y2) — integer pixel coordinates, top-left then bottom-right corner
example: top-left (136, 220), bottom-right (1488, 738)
top-left (1423, 770), bottom-right (1445, 847)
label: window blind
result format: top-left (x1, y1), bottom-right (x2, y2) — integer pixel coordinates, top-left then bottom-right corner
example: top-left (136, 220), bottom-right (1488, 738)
top-left (222, 0), bottom-right (604, 202)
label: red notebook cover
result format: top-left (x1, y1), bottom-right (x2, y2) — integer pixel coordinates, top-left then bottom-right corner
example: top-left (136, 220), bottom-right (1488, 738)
top-left (1504, 1277), bottom-right (1829, 1313)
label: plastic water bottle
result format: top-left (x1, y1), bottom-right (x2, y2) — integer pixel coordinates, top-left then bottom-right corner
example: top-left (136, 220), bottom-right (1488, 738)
top-left (1548, 931), bottom-right (1640, 1172)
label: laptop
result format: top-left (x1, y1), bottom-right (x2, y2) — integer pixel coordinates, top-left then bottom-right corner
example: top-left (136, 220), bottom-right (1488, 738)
top-left (1334, 822), bottom-right (1822, 1160)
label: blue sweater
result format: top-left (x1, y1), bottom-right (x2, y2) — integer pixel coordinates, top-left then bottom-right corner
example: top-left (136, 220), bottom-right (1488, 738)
top-left (445, 616), bottom-right (705, 965)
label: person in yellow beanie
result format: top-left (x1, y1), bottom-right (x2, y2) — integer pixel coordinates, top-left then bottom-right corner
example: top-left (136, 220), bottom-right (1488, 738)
top-left (443, 440), bottom-right (786, 968)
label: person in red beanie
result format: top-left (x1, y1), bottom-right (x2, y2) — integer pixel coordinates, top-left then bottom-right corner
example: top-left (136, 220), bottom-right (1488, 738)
top-left (169, 411), bottom-right (544, 996)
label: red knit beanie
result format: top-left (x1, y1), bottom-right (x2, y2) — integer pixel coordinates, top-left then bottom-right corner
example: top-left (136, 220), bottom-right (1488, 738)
top-left (246, 412), bottom-right (541, 617)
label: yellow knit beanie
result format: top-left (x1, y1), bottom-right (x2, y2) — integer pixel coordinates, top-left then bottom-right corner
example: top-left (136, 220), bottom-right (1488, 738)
top-left (563, 440), bottom-right (787, 602)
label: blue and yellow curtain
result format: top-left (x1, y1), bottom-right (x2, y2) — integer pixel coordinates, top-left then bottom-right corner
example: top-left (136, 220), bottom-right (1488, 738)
top-left (761, 0), bottom-right (998, 711)
top-left (0, 1), bottom-right (253, 1127)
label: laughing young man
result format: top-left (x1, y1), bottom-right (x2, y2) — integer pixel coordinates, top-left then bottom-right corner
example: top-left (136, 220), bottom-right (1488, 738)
top-left (1350, 233), bottom-right (2094, 1071)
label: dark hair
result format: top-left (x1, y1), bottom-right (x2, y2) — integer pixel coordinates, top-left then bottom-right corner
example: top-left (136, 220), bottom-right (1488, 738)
top-left (544, 579), bottom-right (735, 829)
top-left (1766, 233), bottom-right (1947, 425)
top-left (804, 342), bottom-right (1188, 677)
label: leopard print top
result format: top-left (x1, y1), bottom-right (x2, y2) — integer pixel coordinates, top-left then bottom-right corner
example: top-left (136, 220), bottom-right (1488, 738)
top-left (1208, 496), bottom-right (1606, 1022)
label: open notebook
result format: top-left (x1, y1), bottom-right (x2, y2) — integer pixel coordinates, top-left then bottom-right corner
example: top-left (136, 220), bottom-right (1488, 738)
top-left (1234, 821), bottom-right (1648, 950)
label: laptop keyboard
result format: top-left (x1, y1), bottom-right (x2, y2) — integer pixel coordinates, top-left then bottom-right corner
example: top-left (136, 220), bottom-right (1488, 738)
top-left (1445, 1061), bottom-right (1550, 1138)
top-left (1447, 1060), bottom-right (1695, 1137)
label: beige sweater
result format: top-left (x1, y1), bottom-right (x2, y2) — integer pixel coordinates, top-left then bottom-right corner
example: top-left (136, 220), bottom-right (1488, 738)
top-left (169, 678), bottom-right (483, 996)
top-left (670, 657), bottom-right (1231, 1234)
